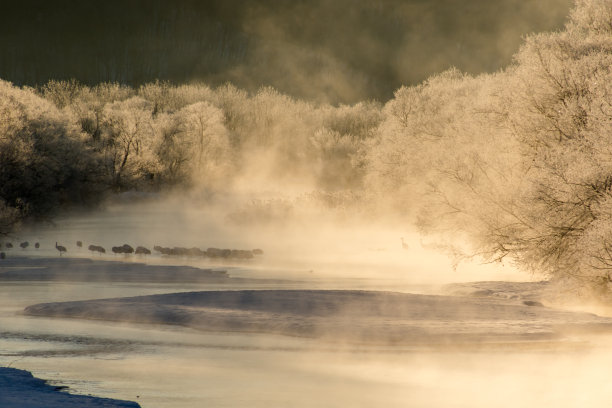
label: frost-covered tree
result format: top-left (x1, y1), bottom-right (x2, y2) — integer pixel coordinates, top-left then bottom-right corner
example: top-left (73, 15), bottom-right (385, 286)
top-left (62, 82), bottom-right (134, 144)
top-left (212, 83), bottom-right (250, 147)
top-left (167, 83), bottom-right (215, 111)
top-left (390, 0), bottom-right (612, 296)
top-left (174, 102), bottom-right (231, 187)
top-left (495, 0), bottom-right (612, 290)
top-left (365, 69), bottom-right (510, 215)
top-left (39, 79), bottom-right (83, 109)
top-left (0, 80), bottom-right (104, 229)
top-left (139, 80), bottom-right (173, 116)
top-left (101, 97), bottom-right (158, 191)
top-left (310, 101), bottom-right (382, 189)
top-left (153, 112), bottom-right (191, 185)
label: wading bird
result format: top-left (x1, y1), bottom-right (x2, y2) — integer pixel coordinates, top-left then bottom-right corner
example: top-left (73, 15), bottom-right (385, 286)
top-left (55, 242), bottom-right (67, 256)
top-left (20, 241), bottom-right (29, 249)
top-left (111, 244), bottom-right (134, 255)
top-left (135, 246), bottom-right (151, 255)
top-left (88, 244), bottom-right (106, 255)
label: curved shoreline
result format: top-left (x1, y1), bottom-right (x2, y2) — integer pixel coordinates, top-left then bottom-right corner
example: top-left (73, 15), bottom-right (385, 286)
top-left (24, 289), bottom-right (612, 346)
top-left (0, 367), bottom-right (140, 408)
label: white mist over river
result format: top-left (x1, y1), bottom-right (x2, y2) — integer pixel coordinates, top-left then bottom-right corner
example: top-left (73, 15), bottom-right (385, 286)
top-left (15, 197), bottom-right (526, 284)
top-left (5, 281), bottom-right (612, 408)
top-left (3, 200), bottom-right (612, 407)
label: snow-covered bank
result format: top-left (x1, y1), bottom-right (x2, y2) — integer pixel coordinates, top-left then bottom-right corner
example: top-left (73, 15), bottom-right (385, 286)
top-left (0, 367), bottom-right (140, 408)
top-left (24, 289), bottom-right (612, 346)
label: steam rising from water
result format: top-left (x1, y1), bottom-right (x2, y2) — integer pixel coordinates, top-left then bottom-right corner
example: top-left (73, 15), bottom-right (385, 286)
top-left (4, 197), bottom-right (612, 408)
top-left (16, 194), bottom-right (525, 285)
top-left (2, 2), bottom-right (610, 406)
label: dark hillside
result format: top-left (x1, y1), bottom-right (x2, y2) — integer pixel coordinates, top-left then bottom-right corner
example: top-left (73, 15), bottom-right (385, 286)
top-left (0, 0), bottom-right (572, 102)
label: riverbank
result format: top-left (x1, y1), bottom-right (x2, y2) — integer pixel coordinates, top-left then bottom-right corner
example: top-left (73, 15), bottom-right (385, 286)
top-left (0, 367), bottom-right (140, 408)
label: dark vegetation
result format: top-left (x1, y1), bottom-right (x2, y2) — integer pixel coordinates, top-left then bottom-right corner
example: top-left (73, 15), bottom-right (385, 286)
top-left (1, 0), bottom-right (611, 295)
top-left (0, 0), bottom-right (571, 103)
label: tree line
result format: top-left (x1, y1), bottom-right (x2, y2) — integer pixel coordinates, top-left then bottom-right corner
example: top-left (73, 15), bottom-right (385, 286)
top-left (1, 0), bottom-right (611, 295)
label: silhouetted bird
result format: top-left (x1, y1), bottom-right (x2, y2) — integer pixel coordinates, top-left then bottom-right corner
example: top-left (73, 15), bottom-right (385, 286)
top-left (186, 247), bottom-right (206, 256)
top-left (207, 248), bottom-right (222, 258)
top-left (135, 246), bottom-right (151, 255)
top-left (401, 237), bottom-right (409, 250)
top-left (55, 242), bottom-right (67, 256)
top-left (76, 241), bottom-right (83, 248)
top-left (20, 241), bottom-right (29, 249)
top-left (34, 242), bottom-right (40, 249)
top-left (154, 246), bottom-right (173, 255)
top-left (88, 244), bottom-right (106, 255)
top-left (111, 244), bottom-right (133, 255)
top-left (232, 249), bottom-right (254, 259)
top-left (173, 247), bottom-right (189, 256)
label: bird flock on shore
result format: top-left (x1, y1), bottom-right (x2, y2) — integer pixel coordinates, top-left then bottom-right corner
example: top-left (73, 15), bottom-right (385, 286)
top-left (0, 240), bottom-right (264, 260)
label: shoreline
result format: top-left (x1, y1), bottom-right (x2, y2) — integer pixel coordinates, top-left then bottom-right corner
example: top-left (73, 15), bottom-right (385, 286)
top-left (0, 367), bottom-right (140, 408)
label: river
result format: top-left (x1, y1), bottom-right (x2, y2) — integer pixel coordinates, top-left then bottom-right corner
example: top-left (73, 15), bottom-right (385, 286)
top-left (3, 200), bottom-right (612, 407)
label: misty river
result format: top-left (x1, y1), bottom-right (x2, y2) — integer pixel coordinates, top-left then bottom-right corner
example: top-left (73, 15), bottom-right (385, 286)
top-left (2, 200), bottom-right (612, 407)
top-left (2, 0), bottom-right (612, 406)
top-left (5, 280), bottom-right (612, 407)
